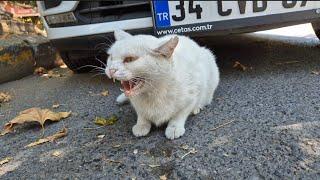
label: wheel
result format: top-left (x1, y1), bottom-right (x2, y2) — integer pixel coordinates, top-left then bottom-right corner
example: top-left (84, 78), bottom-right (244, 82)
top-left (312, 21), bottom-right (320, 40)
top-left (60, 51), bottom-right (107, 73)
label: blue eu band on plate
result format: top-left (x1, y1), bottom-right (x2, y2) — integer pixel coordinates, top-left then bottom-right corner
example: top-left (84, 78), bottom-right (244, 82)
top-left (152, 0), bottom-right (320, 36)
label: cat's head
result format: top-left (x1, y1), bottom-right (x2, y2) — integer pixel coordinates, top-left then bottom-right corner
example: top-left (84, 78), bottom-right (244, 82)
top-left (106, 30), bottom-right (179, 97)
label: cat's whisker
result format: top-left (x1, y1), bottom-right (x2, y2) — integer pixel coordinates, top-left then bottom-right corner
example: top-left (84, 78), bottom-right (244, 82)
top-left (104, 36), bottom-right (114, 45)
top-left (135, 74), bottom-right (167, 81)
top-left (93, 51), bottom-right (107, 67)
top-left (91, 72), bottom-right (106, 78)
top-left (137, 68), bottom-right (172, 76)
top-left (136, 70), bottom-right (167, 77)
top-left (90, 35), bottom-right (114, 45)
top-left (133, 77), bottom-right (158, 84)
top-left (94, 57), bottom-right (107, 68)
top-left (131, 78), bottom-right (161, 94)
top-left (133, 81), bottom-right (159, 94)
top-left (94, 42), bottom-right (110, 50)
top-left (77, 64), bottom-right (105, 71)
top-left (89, 67), bottom-right (105, 74)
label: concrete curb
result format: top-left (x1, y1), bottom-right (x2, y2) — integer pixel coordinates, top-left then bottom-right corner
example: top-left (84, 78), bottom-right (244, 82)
top-left (0, 35), bottom-right (57, 84)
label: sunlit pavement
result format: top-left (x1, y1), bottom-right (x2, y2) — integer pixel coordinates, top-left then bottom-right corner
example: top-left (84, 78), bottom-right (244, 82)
top-left (256, 23), bottom-right (316, 38)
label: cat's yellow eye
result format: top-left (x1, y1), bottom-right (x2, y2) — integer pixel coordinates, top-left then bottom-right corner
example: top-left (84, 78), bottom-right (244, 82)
top-left (123, 56), bottom-right (138, 63)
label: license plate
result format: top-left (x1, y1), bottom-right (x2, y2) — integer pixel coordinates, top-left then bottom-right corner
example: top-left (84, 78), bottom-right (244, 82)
top-left (152, 1), bottom-right (320, 36)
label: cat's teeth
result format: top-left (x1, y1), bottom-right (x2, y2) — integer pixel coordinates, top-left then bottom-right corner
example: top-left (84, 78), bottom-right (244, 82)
top-left (120, 88), bottom-right (124, 92)
top-left (113, 78), bottom-right (115, 83)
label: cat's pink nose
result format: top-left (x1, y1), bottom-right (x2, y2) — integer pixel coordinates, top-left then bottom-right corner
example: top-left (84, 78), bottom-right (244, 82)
top-left (109, 69), bottom-right (117, 77)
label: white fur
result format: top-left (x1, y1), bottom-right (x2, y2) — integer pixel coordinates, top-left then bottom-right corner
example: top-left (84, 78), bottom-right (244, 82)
top-left (106, 30), bottom-right (219, 139)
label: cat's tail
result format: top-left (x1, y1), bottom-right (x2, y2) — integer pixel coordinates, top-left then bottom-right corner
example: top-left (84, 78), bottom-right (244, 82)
top-left (116, 93), bottom-right (129, 105)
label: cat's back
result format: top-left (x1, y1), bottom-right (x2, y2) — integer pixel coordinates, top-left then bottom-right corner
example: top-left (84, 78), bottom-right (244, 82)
top-left (163, 35), bottom-right (219, 108)
top-left (160, 35), bottom-right (216, 74)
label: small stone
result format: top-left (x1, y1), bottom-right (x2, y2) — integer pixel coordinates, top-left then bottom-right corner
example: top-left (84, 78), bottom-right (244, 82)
top-left (159, 175), bottom-right (167, 180)
top-left (52, 151), bottom-right (62, 157)
top-left (97, 134), bottom-right (105, 139)
top-left (133, 149), bottom-right (138, 154)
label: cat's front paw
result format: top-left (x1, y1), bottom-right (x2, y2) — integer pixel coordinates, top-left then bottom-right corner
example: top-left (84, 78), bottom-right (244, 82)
top-left (132, 123), bottom-right (151, 137)
top-left (116, 93), bottom-right (129, 105)
top-left (165, 126), bottom-right (185, 140)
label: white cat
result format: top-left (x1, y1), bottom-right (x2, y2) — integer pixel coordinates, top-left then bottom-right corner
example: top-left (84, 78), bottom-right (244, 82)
top-left (105, 30), bottom-right (219, 139)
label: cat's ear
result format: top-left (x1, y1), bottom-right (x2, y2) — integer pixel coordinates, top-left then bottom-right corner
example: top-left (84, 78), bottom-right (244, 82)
top-left (114, 30), bottom-right (132, 40)
top-left (153, 36), bottom-right (179, 58)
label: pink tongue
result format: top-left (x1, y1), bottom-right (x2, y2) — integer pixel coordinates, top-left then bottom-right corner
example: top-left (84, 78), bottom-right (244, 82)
top-left (122, 80), bottom-right (139, 96)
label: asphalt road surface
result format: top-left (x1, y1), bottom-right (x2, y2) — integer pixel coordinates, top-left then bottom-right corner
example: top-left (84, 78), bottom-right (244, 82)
top-left (1, 24), bottom-right (320, 179)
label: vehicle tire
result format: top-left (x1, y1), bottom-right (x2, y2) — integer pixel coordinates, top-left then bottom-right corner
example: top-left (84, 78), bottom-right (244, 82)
top-left (60, 51), bottom-right (106, 73)
top-left (312, 21), bottom-right (320, 40)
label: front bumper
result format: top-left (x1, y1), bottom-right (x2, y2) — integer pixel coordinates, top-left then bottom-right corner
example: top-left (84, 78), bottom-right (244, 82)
top-left (37, 1), bottom-right (153, 40)
top-left (45, 17), bottom-right (153, 40)
top-left (50, 27), bottom-right (152, 51)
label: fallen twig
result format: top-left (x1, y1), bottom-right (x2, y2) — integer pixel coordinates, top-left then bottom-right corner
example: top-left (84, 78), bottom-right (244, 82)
top-left (275, 60), bottom-right (300, 65)
top-left (148, 164), bottom-right (161, 168)
top-left (25, 128), bottom-right (68, 147)
top-left (105, 159), bottom-right (122, 164)
top-left (210, 120), bottom-right (237, 131)
top-left (83, 126), bottom-right (105, 130)
top-left (181, 148), bottom-right (197, 159)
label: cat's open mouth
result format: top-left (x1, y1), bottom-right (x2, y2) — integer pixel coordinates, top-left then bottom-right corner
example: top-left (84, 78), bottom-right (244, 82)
top-left (121, 79), bottom-right (144, 96)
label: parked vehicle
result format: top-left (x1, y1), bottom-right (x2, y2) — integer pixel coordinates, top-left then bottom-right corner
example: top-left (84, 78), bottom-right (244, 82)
top-left (37, 1), bottom-right (320, 72)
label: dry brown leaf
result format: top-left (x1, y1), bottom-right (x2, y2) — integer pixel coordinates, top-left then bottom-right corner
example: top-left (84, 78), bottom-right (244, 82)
top-left (233, 61), bottom-right (247, 71)
top-left (105, 159), bottom-right (122, 164)
top-left (34, 67), bottom-right (47, 75)
top-left (311, 71), bottom-right (320, 75)
top-left (1, 108), bottom-right (71, 136)
top-left (0, 157), bottom-right (12, 166)
top-left (0, 92), bottom-right (11, 103)
top-left (48, 70), bottom-right (62, 78)
top-left (101, 90), bottom-right (109, 97)
top-left (94, 115), bottom-right (118, 126)
top-left (25, 128), bottom-right (67, 148)
top-left (60, 64), bottom-right (68, 69)
top-left (210, 119), bottom-right (237, 131)
top-left (42, 70), bottom-right (62, 78)
top-left (52, 104), bottom-right (60, 109)
top-left (159, 175), bottom-right (167, 180)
